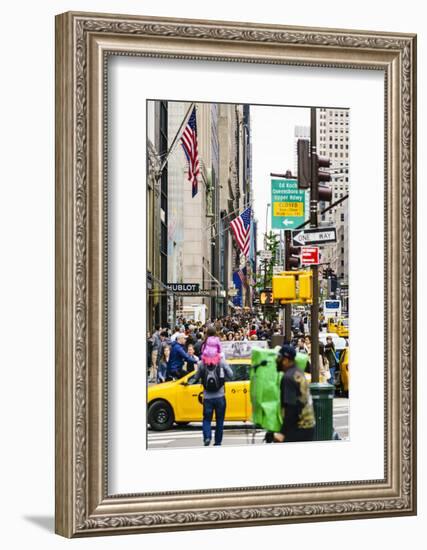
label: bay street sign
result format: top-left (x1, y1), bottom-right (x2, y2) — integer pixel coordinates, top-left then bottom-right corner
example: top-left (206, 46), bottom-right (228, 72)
top-left (301, 246), bottom-right (320, 265)
top-left (292, 227), bottom-right (337, 247)
top-left (271, 179), bottom-right (306, 230)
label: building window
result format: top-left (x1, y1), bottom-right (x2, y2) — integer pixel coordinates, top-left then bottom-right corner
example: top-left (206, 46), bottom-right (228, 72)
top-left (340, 213), bottom-right (345, 222)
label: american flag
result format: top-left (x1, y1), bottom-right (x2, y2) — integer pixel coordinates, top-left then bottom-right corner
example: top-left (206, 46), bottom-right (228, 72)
top-left (230, 207), bottom-right (252, 257)
top-left (180, 107), bottom-right (200, 197)
top-left (237, 267), bottom-right (247, 285)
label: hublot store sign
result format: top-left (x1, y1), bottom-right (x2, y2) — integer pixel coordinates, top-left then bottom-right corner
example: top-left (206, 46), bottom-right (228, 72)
top-left (166, 283), bottom-right (200, 293)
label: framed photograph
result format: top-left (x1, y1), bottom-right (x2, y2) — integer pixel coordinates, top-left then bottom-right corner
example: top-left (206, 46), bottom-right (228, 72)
top-left (55, 11), bottom-right (417, 537)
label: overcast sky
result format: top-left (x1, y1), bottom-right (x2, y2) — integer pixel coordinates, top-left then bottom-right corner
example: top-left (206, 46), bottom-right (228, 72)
top-left (250, 105), bottom-right (310, 246)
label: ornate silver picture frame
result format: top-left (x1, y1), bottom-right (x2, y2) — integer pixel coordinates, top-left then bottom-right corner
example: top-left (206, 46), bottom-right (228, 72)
top-left (55, 11), bottom-right (417, 537)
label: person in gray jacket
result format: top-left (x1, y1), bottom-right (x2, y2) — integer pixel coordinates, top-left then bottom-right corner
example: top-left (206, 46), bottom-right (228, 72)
top-left (192, 331), bottom-right (233, 446)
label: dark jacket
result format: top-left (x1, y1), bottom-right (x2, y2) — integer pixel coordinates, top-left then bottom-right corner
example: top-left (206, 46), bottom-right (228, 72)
top-left (324, 343), bottom-right (337, 367)
top-left (280, 365), bottom-right (315, 441)
top-left (167, 340), bottom-right (198, 375)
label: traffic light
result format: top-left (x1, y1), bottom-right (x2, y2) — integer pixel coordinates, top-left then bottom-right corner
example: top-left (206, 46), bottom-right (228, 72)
top-left (315, 155), bottom-right (333, 202)
top-left (297, 139), bottom-right (310, 189)
top-left (328, 271), bottom-right (338, 297)
top-left (323, 267), bottom-right (332, 279)
top-left (297, 139), bottom-right (333, 202)
top-left (286, 244), bottom-right (301, 269)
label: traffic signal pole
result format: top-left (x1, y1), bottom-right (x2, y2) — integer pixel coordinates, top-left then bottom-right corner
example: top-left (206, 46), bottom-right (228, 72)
top-left (310, 108), bottom-right (320, 383)
top-left (284, 230), bottom-right (292, 342)
top-left (296, 110), bottom-right (334, 440)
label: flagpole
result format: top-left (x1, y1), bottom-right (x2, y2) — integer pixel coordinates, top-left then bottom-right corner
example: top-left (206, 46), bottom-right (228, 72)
top-left (159, 102), bottom-right (195, 174)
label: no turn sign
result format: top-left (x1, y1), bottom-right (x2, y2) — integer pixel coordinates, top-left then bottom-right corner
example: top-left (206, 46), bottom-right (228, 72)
top-left (301, 246), bottom-right (320, 265)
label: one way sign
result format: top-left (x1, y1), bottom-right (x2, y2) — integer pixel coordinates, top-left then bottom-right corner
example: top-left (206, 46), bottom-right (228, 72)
top-left (292, 227), bottom-right (337, 246)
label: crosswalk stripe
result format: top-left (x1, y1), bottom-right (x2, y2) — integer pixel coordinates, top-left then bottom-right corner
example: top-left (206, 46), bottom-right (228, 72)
top-left (148, 433), bottom-right (265, 441)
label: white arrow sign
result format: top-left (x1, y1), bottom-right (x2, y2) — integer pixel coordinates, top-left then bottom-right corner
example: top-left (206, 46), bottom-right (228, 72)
top-left (292, 227), bottom-right (337, 246)
top-left (282, 219), bottom-right (293, 226)
top-left (293, 231), bottom-right (307, 245)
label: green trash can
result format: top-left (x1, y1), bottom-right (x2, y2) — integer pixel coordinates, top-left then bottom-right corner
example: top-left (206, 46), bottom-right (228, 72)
top-left (309, 382), bottom-right (335, 441)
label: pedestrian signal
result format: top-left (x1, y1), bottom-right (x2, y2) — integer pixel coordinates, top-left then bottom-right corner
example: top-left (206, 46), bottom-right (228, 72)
top-left (259, 289), bottom-right (274, 305)
top-left (299, 271), bottom-right (313, 301)
top-left (273, 274), bottom-right (296, 301)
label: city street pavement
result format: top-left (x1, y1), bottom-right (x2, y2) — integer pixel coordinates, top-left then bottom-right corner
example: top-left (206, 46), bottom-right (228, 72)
top-left (147, 397), bottom-right (349, 449)
top-left (332, 397), bottom-right (349, 440)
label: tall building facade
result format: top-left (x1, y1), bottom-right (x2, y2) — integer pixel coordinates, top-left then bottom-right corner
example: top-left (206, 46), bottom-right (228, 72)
top-left (146, 100), bottom-right (169, 330)
top-left (147, 101), bottom-right (254, 329)
top-left (317, 108), bottom-right (349, 297)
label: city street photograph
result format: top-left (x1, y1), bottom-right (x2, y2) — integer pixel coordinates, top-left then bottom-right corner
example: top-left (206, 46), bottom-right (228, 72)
top-left (146, 99), bottom-right (350, 450)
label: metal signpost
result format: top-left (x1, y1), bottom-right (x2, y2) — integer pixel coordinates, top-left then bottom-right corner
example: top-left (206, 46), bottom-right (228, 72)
top-left (271, 179), bottom-right (306, 230)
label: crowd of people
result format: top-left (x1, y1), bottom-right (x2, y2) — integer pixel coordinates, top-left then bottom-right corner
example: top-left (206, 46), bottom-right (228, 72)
top-left (147, 313), bottom-right (341, 386)
top-left (146, 315), bottom-right (282, 384)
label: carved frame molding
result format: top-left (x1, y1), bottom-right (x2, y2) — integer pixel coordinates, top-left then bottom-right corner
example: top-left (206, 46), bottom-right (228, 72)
top-left (55, 12), bottom-right (416, 537)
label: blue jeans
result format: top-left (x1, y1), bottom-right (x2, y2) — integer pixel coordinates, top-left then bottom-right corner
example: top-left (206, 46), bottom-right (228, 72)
top-left (329, 366), bottom-right (336, 389)
top-left (202, 397), bottom-right (226, 445)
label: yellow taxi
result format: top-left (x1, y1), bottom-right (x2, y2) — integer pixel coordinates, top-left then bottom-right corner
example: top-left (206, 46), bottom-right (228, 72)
top-left (327, 317), bottom-right (349, 338)
top-left (336, 319), bottom-right (349, 338)
top-left (147, 358), bottom-right (253, 431)
top-left (327, 318), bottom-right (338, 333)
top-left (338, 347), bottom-right (349, 396)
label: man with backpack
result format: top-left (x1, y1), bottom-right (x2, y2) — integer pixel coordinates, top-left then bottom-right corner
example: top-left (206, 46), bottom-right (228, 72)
top-left (193, 329), bottom-right (233, 446)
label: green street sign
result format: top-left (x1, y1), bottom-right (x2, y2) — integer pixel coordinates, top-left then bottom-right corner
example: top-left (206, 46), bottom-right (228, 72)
top-left (271, 178), bottom-right (306, 230)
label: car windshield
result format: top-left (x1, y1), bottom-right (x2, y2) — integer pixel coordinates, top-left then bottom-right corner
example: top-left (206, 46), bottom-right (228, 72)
top-left (230, 363), bottom-right (250, 381)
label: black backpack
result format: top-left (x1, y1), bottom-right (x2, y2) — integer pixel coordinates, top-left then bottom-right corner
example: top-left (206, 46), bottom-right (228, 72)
top-left (202, 363), bottom-right (224, 392)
